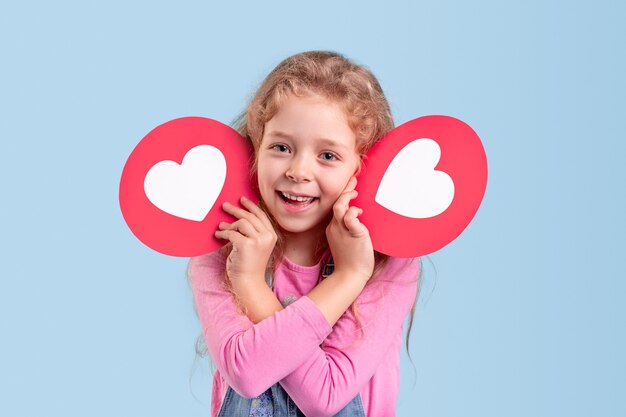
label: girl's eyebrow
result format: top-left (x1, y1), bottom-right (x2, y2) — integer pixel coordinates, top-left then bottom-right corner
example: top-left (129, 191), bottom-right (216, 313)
top-left (265, 130), bottom-right (292, 140)
top-left (266, 130), bottom-right (351, 152)
top-left (317, 138), bottom-right (351, 152)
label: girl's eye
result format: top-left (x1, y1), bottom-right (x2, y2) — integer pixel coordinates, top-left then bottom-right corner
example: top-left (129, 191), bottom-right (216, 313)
top-left (320, 152), bottom-right (338, 161)
top-left (272, 144), bottom-right (290, 153)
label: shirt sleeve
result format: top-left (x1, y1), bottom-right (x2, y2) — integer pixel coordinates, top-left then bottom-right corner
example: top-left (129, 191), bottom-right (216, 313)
top-left (278, 257), bottom-right (420, 417)
top-left (188, 251), bottom-right (334, 398)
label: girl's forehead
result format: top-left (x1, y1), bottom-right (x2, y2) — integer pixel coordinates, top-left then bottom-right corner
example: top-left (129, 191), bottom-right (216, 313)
top-left (265, 94), bottom-right (352, 135)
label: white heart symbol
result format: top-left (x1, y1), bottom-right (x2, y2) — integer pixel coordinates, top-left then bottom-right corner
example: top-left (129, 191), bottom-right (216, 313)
top-left (375, 138), bottom-right (454, 218)
top-left (144, 145), bottom-right (226, 222)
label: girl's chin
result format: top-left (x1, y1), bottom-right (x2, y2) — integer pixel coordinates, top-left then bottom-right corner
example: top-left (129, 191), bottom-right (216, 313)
top-left (275, 217), bottom-right (329, 236)
top-left (277, 222), bottom-right (319, 235)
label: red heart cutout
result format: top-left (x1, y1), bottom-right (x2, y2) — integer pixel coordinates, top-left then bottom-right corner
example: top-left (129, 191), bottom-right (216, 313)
top-left (353, 115), bottom-right (487, 257)
top-left (119, 115), bottom-right (487, 258)
top-left (119, 117), bottom-right (256, 256)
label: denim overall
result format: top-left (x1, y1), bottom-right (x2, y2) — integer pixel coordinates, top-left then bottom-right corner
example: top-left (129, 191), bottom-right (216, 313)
top-left (216, 384), bottom-right (366, 416)
top-left (216, 259), bottom-right (366, 417)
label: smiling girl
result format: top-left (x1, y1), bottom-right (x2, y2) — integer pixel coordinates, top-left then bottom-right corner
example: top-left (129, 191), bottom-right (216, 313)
top-left (189, 51), bottom-right (420, 417)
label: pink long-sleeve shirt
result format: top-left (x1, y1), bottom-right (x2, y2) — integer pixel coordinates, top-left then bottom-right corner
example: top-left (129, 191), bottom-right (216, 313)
top-left (189, 250), bottom-right (419, 417)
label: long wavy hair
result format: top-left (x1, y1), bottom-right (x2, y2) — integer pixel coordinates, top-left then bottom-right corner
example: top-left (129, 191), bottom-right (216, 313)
top-left (194, 50), bottom-right (421, 359)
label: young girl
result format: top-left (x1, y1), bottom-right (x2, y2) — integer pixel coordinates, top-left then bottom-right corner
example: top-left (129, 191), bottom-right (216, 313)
top-left (189, 51), bottom-right (420, 417)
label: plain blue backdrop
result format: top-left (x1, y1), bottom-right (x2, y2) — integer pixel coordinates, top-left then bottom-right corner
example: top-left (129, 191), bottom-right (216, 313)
top-left (1, 1), bottom-right (624, 416)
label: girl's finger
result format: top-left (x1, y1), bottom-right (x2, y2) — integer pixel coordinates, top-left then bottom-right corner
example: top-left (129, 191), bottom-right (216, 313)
top-left (239, 196), bottom-right (275, 232)
top-left (344, 206), bottom-right (368, 237)
top-left (332, 176), bottom-right (358, 220)
top-left (332, 189), bottom-right (358, 222)
top-left (222, 201), bottom-right (265, 233)
top-left (214, 229), bottom-right (246, 247)
top-left (220, 219), bottom-right (256, 238)
top-left (342, 176), bottom-right (357, 193)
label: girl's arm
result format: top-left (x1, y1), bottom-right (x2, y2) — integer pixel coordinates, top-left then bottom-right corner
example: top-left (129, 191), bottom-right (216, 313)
top-left (233, 256), bottom-right (420, 417)
top-left (280, 257), bottom-right (419, 417)
top-left (189, 252), bottom-right (334, 398)
top-left (190, 251), bottom-right (419, 416)
top-left (230, 268), bottom-right (368, 327)
top-left (229, 277), bottom-right (283, 323)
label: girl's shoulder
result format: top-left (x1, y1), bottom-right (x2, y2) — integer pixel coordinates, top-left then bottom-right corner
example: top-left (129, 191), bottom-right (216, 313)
top-left (188, 248), bottom-right (228, 277)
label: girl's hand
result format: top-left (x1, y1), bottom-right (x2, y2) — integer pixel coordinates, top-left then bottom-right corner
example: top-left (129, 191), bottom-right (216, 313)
top-left (214, 196), bottom-right (277, 283)
top-left (325, 177), bottom-right (374, 282)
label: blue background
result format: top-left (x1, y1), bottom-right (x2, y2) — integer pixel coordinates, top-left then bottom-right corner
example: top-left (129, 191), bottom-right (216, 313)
top-left (2, 1), bottom-right (624, 416)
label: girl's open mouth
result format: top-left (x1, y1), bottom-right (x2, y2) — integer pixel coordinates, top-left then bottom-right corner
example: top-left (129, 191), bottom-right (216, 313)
top-left (278, 191), bottom-right (318, 209)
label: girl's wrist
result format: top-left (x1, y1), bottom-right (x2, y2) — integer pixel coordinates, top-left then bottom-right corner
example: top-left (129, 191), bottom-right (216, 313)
top-left (230, 272), bottom-right (266, 293)
top-left (230, 277), bottom-right (282, 323)
top-left (331, 266), bottom-right (372, 284)
top-left (228, 265), bottom-right (266, 282)
top-left (308, 269), bottom-right (368, 327)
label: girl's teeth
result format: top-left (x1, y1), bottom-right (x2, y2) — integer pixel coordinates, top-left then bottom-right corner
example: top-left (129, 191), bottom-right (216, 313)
top-left (281, 192), bottom-right (314, 203)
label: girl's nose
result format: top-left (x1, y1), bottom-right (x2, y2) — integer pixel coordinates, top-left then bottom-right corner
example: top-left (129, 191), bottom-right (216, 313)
top-left (286, 157), bottom-right (313, 183)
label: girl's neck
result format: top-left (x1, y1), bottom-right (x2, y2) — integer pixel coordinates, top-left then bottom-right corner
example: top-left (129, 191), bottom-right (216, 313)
top-left (282, 227), bottom-right (327, 267)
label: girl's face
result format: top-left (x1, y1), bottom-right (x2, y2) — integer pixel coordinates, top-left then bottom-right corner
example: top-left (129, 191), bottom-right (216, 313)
top-left (257, 93), bottom-right (360, 236)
